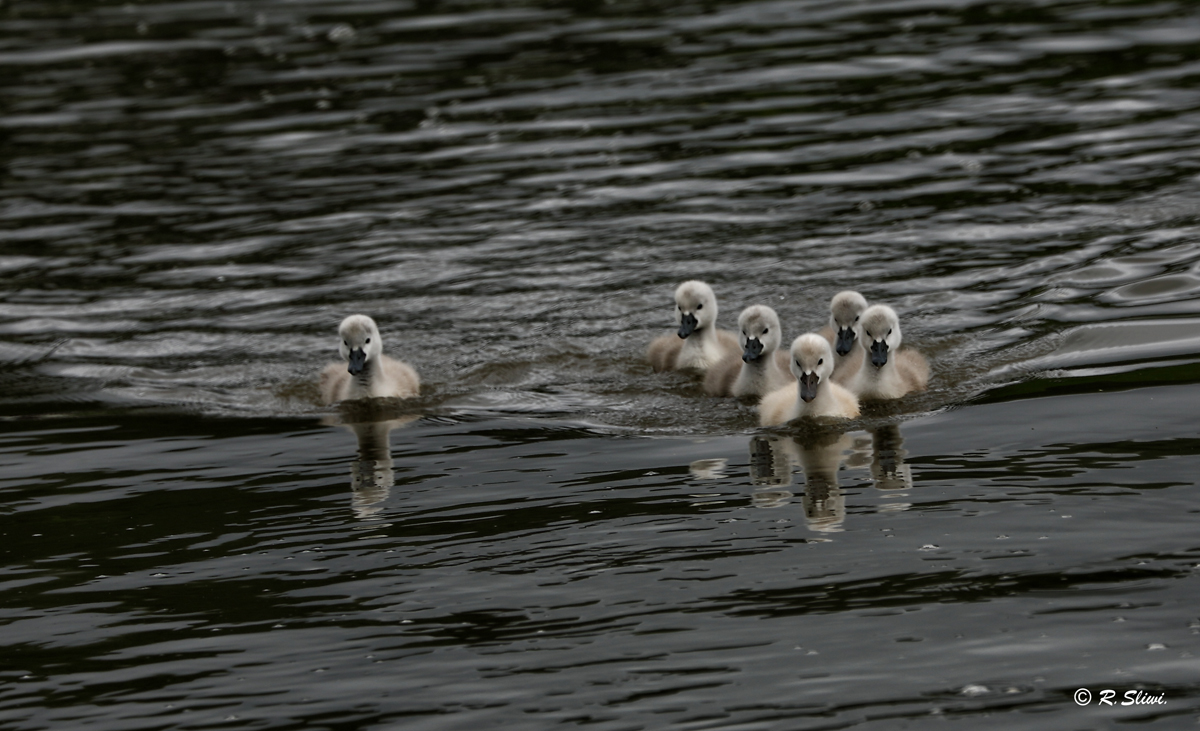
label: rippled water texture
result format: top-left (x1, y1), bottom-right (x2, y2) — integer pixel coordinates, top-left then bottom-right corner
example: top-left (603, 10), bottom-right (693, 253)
top-left (4, 0), bottom-right (1200, 728)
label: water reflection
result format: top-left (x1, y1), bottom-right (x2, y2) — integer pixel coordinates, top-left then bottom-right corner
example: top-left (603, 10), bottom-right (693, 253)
top-left (747, 423), bottom-right (914, 528)
top-left (326, 400), bottom-right (420, 519)
top-left (748, 436), bottom-right (792, 488)
top-left (689, 458), bottom-right (728, 480)
top-left (748, 432), bottom-right (851, 528)
top-left (795, 432), bottom-right (851, 532)
top-left (747, 435), bottom-right (794, 509)
top-left (870, 424), bottom-right (913, 492)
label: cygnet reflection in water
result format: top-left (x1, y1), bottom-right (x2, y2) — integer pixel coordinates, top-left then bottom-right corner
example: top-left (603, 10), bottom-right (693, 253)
top-left (689, 458), bottom-right (729, 480)
top-left (749, 435), bottom-right (793, 488)
top-left (745, 422), bottom-right (915, 529)
top-left (748, 436), bottom-right (795, 508)
top-left (324, 399), bottom-right (420, 519)
top-left (746, 430), bottom-right (851, 529)
top-left (870, 424), bottom-right (914, 493)
top-left (796, 431), bottom-right (852, 533)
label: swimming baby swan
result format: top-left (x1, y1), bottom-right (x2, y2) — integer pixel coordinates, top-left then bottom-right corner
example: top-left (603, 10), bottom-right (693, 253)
top-left (647, 280), bottom-right (739, 374)
top-left (320, 315), bottom-right (420, 404)
top-left (704, 305), bottom-right (792, 397)
top-left (845, 304), bottom-right (929, 401)
top-left (758, 334), bottom-right (860, 427)
top-left (817, 290), bottom-right (868, 384)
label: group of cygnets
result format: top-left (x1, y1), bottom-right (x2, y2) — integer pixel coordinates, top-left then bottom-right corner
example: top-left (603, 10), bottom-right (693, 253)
top-left (648, 280), bottom-right (928, 426)
top-left (319, 282), bottom-right (928, 427)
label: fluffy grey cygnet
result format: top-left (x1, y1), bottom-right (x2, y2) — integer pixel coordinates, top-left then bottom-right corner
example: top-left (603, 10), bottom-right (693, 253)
top-left (704, 305), bottom-right (792, 398)
top-left (758, 334), bottom-right (861, 426)
top-left (816, 290), bottom-right (868, 384)
top-left (320, 315), bottom-right (420, 404)
top-left (845, 305), bottom-right (929, 401)
top-left (647, 280), bottom-right (739, 374)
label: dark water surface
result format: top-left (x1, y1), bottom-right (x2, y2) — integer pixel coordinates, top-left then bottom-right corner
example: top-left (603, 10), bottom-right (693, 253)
top-left (4, 0), bottom-right (1200, 727)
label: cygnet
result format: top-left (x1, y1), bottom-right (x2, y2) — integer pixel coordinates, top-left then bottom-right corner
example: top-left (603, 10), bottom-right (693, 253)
top-left (320, 315), bottom-right (420, 404)
top-left (759, 333), bottom-right (860, 426)
top-left (845, 304), bottom-right (929, 400)
top-left (704, 305), bottom-right (792, 397)
top-left (816, 290), bottom-right (867, 384)
top-left (647, 280), bottom-right (740, 374)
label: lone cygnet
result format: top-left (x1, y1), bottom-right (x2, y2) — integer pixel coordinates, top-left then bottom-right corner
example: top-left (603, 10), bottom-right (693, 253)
top-left (320, 315), bottom-right (420, 404)
top-left (647, 280), bottom-right (739, 374)
top-left (759, 334), bottom-right (860, 426)
top-left (816, 290), bottom-right (868, 384)
top-left (704, 305), bottom-right (792, 397)
top-left (845, 304), bottom-right (929, 400)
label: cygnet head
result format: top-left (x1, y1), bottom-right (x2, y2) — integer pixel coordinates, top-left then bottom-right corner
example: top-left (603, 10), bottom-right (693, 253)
top-left (337, 314), bottom-right (383, 376)
top-left (673, 280), bottom-right (719, 339)
top-left (858, 304), bottom-right (902, 368)
top-left (738, 305), bottom-right (782, 363)
top-left (789, 333), bottom-right (835, 403)
top-left (828, 290), bottom-right (868, 357)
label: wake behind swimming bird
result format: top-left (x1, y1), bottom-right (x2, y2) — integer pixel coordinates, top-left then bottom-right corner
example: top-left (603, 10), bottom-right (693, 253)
top-left (647, 280), bottom-right (739, 374)
top-left (320, 314), bottom-right (420, 404)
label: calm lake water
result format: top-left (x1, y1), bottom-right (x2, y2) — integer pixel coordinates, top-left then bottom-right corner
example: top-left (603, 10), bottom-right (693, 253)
top-left (3, 0), bottom-right (1200, 728)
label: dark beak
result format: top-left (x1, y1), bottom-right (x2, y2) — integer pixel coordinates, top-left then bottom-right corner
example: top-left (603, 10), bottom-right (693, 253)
top-left (742, 338), bottom-right (763, 362)
top-left (347, 348), bottom-right (367, 375)
top-left (869, 339), bottom-right (889, 368)
top-left (835, 327), bottom-right (856, 356)
top-left (677, 312), bottom-right (698, 339)
top-left (799, 372), bottom-right (819, 402)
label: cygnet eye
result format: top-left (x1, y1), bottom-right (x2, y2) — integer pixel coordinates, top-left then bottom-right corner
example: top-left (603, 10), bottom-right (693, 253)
top-left (818, 358), bottom-right (823, 365)
top-left (696, 303), bottom-right (703, 310)
top-left (763, 327), bottom-right (768, 334)
top-left (887, 328), bottom-right (892, 336)
top-left (854, 315), bottom-right (860, 322)
top-left (365, 337), bottom-right (371, 344)
top-left (343, 340), bottom-right (349, 346)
